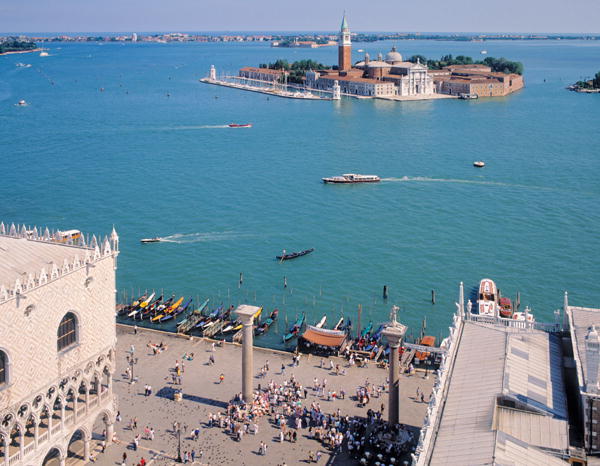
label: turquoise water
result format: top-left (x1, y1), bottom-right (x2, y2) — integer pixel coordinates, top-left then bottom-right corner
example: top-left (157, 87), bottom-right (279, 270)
top-left (1, 39), bottom-right (599, 348)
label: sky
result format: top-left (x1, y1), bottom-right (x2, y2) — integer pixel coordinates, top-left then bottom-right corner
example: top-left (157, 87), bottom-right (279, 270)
top-left (1, 0), bottom-right (599, 34)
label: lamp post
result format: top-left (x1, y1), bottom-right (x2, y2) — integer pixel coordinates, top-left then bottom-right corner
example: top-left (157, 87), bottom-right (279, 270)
top-left (126, 345), bottom-right (137, 384)
top-left (175, 421), bottom-right (182, 463)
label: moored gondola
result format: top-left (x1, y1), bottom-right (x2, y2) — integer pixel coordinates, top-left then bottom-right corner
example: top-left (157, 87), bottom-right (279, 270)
top-left (255, 309), bottom-right (279, 336)
top-left (283, 313), bottom-right (305, 342)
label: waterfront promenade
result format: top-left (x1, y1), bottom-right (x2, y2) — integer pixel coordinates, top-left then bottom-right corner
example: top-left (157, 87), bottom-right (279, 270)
top-left (91, 326), bottom-right (433, 465)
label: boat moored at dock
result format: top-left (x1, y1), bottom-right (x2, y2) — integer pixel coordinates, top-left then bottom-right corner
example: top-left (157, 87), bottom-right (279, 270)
top-left (322, 173), bottom-right (381, 184)
top-left (477, 278), bottom-right (498, 316)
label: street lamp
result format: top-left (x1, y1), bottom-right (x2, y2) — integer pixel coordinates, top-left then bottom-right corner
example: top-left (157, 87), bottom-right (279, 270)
top-left (175, 421), bottom-right (182, 463)
top-left (126, 345), bottom-right (138, 384)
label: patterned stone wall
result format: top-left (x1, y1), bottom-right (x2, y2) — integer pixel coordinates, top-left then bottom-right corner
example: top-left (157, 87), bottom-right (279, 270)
top-left (0, 255), bottom-right (116, 407)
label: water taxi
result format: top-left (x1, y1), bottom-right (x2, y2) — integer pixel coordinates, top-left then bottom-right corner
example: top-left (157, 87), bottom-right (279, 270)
top-left (16, 100), bottom-right (28, 106)
top-left (477, 278), bottom-right (498, 316)
top-left (228, 123), bottom-right (252, 128)
top-left (140, 237), bottom-right (162, 243)
top-left (459, 93), bottom-right (479, 100)
top-left (473, 161), bottom-right (485, 167)
top-left (322, 174), bottom-right (381, 184)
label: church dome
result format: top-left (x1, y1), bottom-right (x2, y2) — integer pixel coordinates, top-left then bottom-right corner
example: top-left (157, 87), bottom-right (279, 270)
top-left (385, 46), bottom-right (403, 64)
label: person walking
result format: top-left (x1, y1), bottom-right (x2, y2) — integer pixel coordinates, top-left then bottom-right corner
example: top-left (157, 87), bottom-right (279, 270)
top-left (316, 450), bottom-right (322, 462)
top-left (219, 373), bottom-right (224, 384)
top-left (209, 354), bottom-right (215, 365)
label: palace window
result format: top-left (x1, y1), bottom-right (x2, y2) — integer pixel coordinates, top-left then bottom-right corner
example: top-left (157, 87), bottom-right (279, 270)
top-left (57, 313), bottom-right (78, 352)
top-left (0, 351), bottom-right (6, 385)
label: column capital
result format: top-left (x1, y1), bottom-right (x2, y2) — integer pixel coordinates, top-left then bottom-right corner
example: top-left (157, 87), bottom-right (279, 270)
top-left (235, 305), bottom-right (260, 326)
top-left (382, 323), bottom-right (407, 347)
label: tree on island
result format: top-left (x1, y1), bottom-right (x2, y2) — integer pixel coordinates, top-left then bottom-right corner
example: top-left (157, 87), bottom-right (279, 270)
top-left (407, 54), bottom-right (523, 75)
top-left (258, 59), bottom-right (328, 84)
top-left (574, 71), bottom-right (600, 90)
top-left (0, 39), bottom-right (37, 54)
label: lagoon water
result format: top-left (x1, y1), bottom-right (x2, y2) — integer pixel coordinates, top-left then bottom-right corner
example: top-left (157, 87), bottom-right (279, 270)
top-left (1, 39), bottom-right (599, 348)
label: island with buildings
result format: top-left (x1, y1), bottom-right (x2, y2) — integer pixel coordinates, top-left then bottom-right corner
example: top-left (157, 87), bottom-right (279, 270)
top-left (219, 14), bottom-right (525, 101)
top-left (0, 39), bottom-right (39, 55)
top-left (568, 72), bottom-right (600, 93)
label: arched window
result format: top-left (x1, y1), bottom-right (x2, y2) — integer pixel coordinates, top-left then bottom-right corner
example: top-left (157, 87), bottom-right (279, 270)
top-left (57, 313), bottom-right (78, 352)
top-left (0, 351), bottom-right (6, 385)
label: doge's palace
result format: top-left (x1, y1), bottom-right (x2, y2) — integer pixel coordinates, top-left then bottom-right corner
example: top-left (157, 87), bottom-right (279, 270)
top-left (0, 222), bottom-right (119, 465)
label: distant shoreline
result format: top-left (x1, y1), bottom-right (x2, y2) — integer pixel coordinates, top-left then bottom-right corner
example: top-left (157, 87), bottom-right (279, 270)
top-left (0, 48), bottom-right (42, 56)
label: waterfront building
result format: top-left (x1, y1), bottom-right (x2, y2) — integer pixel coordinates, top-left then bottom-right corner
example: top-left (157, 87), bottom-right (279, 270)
top-left (238, 66), bottom-right (289, 83)
top-left (430, 64), bottom-right (524, 97)
top-left (566, 302), bottom-right (600, 457)
top-left (0, 223), bottom-right (119, 466)
top-left (413, 285), bottom-right (584, 466)
top-left (304, 15), bottom-right (435, 97)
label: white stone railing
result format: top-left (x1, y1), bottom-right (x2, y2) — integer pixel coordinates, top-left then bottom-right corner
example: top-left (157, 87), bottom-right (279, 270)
top-left (38, 431), bottom-right (49, 444)
top-left (467, 313), bottom-right (560, 332)
top-left (9, 452), bottom-right (21, 466)
top-left (23, 442), bottom-right (35, 455)
top-left (413, 311), bottom-right (463, 465)
top-left (51, 424), bottom-right (61, 435)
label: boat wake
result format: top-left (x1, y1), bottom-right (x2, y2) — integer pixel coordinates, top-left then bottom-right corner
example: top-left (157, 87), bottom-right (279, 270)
top-left (159, 231), bottom-right (248, 244)
top-left (381, 176), bottom-right (559, 192)
top-left (160, 125), bottom-right (230, 130)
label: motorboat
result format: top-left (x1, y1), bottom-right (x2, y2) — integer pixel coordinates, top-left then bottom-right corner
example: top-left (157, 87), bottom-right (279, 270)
top-left (228, 123), bottom-right (252, 128)
top-left (459, 93), bottom-right (479, 100)
top-left (140, 237), bottom-right (162, 243)
top-left (322, 174), bottom-right (381, 184)
top-left (481, 50), bottom-right (488, 54)
top-left (276, 248), bottom-right (314, 261)
top-left (39, 51), bottom-right (49, 57)
top-left (513, 307), bottom-right (535, 322)
top-left (473, 161), bottom-right (485, 168)
top-left (16, 63), bottom-right (31, 68)
top-left (499, 297), bottom-right (514, 318)
top-left (17, 100), bottom-right (28, 106)
top-left (477, 278), bottom-right (498, 316)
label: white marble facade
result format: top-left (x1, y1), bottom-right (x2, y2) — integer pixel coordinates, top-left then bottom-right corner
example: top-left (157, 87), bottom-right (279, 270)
top-left (0, 223), bottom-right (119, 466)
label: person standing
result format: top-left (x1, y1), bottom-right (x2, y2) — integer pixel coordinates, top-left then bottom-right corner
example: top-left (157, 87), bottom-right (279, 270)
top-left (316, 450), bottom-right (322, 462)
top-left (219, 373), bottom-right (224, 384)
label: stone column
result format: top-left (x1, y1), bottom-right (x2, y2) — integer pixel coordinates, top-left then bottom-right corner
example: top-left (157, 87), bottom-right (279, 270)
top-left (34, 419), bottom-right (39, 448)
top-left (59, 455), bottom-right (66, 466)
top-left (3, 434), bottom-right (9, 466)
top-left (83, 437), bottom-right (90, 462)
top-left (235, 305), bottom-right (260, 403)
top-left (18, 430), bottom-right (24, 460)
top-left (106, 422), bottom-right (114, 443)
top-left (382, 321), bottom-right (407, 426)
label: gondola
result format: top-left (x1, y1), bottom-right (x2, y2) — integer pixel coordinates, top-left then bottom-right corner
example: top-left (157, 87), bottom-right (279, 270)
top-left (160, 297), bottom-right (193, 323)
top-left (256, 309), bottom-right (278, 336)
top-left (283, 313), bottom-right (305, 342)
top-left (140, 295), bottom-right (163, 319)
top-left (177, 298), bottom-right (210, 331)
top-left (128, 292), bottom-right (155, 318)
top-left (361, 321), bottom-right (373, 338)
top-left (152, 296), bottom-right (184, 322)
top-left (276, 248), bottom-right (314, 261)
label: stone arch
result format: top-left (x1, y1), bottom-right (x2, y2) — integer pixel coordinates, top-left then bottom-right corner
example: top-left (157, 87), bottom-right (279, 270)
top-left (8, 422), bottom-right (23, 458)
top-left (66, 428), bottom-right (87, 463)
top-left (41, 445), bottom-right (66, 466)
top-left (38, 405), bottom-right (51, 440)
top-left (51, 396), bottom-right (63, 425)
top-left (91, 408), bottom-right (113, 445)
top-left (46, 386), bottom-right (58, 403)
top-left (23, 414), bottom-right (36, 449)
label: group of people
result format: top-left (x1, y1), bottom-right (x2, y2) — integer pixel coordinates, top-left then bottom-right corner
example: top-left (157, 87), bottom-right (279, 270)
top-left (345, 417), bottom-right (414, 463)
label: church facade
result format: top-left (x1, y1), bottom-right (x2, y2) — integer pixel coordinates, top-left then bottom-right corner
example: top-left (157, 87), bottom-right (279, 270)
top-left (305, 14), bottom-right (435, 98)
top-left (0, 223), bottom-right (119, 466)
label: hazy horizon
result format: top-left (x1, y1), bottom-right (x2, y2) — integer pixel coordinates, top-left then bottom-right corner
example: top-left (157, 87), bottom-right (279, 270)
top-left (1, 0), bottom-right (599, 35)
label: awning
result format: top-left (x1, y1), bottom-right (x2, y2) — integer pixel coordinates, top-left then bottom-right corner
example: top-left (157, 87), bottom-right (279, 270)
top-left (301, 325), bottom-right (346, 347)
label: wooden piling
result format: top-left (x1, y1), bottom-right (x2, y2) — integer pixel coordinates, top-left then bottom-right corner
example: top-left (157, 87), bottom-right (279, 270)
top-left (431, 290), bottom-right (436, 304)
top-left (383, 285), bottom-right (388, 299)
top-left (283, 276), bottom-right (287, 288)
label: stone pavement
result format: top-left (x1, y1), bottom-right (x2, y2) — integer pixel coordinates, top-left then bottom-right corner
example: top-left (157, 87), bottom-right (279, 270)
top-left (91, 326), bottom-right (434, 465)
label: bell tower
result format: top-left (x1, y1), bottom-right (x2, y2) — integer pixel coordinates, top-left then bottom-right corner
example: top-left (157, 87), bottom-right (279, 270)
top-left (338, 13), bottom-right (352, 71)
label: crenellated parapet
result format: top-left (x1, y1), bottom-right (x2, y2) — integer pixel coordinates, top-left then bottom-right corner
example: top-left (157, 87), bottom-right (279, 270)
top-left (0, 222), bottom-right (119, 305)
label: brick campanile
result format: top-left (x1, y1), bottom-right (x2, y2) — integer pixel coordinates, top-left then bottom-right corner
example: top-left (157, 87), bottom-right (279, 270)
top-left (338, 13), bottom-right (352, 71)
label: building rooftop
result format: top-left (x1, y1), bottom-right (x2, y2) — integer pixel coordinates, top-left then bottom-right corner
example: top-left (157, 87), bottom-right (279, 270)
top-left (568, 305), bottom-right (600, 393)
top-left (0, 222), bottom-right (117, 303)
top-left (426, 320), bottom-right (569, 466)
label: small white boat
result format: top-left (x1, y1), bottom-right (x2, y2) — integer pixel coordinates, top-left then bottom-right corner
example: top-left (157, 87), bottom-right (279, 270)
top-left (16, 100), bottom-right (28, 107)
top-left (357, 49), bottom-right (364, 53)
top-left (16, 63), bottom-right (31, 68)
top-left (473, 161), bottom-right (485, 168)
top-left (481, 50), bottom-right (488, 55)
top-left (140, 237), bottom-right (162, 243)
top-left (315, 315), bottom-right (327, 328)
top-left (39, 51), bottom-right (49, 57)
